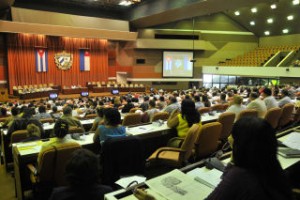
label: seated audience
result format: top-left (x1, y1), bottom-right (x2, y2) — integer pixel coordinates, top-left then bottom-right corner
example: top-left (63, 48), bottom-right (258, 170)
top-left (246, 92), bottom-right (267, 118)
top-left (261, 87), bottom-right (279, 110)
top-left (145, 100), bottom-right (159, 121)
top-left (194, 95), bottom-right (204, 110)
top-left (2, 106), bottom-right (19, 127)
top-left (34, 105), bottom-right (52, 120)
top-left (93, 108), bottom-right (126, 145)
top-left (21, 123), bottom-right (41, 142)
top-left (278, 89), bottom-right (292, 108)
top-left (49, 149), bottom-right (112, 200)
top-left (134, 117), bottom-right (293, 200)
top-left (60, 106), bottom-right (84, 129)
top-left (167, 98), bottom-right (201, 139)
top-left (121, 98), bottom-right (135, 113)
top-left (50, 106), bottom-right (62, 119)
top-left (162, 97), bottom-right (181, 115)
top-left (226, 95), bottom-right (246, 121)
top-left (90, 107), bottom-right (105, 132)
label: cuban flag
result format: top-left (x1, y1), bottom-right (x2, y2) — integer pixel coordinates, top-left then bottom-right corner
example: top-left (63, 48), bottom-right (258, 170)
top-left (80, 49), bottom-right (90, 71)
top-left (35, 48), bottom-right (48, 72)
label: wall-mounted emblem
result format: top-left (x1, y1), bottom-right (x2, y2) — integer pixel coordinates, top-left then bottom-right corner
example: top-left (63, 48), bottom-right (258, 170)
top-left (54, 51), bottom-right (73, 70)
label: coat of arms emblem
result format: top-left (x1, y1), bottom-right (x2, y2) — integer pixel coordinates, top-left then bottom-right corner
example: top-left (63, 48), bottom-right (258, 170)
top-left (54, 51), bottom-right (73, 70)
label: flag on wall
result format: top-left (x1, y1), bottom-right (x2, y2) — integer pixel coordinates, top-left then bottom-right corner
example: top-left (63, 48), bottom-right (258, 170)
top-left (80, 49), bottom-right (90, 71)
top-left (35, 48), bottom-right (48, 72)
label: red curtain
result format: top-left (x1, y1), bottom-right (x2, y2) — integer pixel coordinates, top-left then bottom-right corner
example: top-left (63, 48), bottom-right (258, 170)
top-left (7, 33), bottom-right (108, 94)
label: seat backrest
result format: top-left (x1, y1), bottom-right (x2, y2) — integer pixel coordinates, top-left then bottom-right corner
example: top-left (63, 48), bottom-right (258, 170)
top-left (100, 136), bottom-right (145, 186)
top-left (198, 107), bottom-right (211, 115)
top-left (38, 142), bottom-right (81, 186)
top-left (293, 107), bottom-right (300, 124)
top-left (264, 107), bottom-right (282, 129)
top-left (194, 122), bottom-right (222, 159)
top-left (222, 103), bottom-right (229, 110)
top-left (129, 107), bottom-right (140, 113)
top-left (180, 124), bottom-right (200, 161)
top-left (236, 109), bottom-right (258, 121)
top-left (211, 104), bottom-right (225, 112)
top-left (85, 114), bottom-right (97, 119)
top-left (11, 130), bottom-right (28, 143)
top-left (122, 113), bottom-right (142, 126)
top-left (69, 126), bottom-right (85, 134)
top-left (278, 103), bottom-right (295, 128)
top-left (40, 118), bottom-right (54, 124)
top-left (217, 112), bottom-right (235, 140)
top-left (151, 112), bottom-right (169, 122)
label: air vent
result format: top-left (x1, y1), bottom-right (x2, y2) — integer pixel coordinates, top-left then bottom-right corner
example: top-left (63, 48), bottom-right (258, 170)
top-left (155, 34), bottom-right (199, 40)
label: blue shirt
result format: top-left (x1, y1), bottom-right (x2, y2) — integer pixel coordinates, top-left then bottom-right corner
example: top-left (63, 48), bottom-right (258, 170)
top-left (98, 125), bottom-right (126, 144)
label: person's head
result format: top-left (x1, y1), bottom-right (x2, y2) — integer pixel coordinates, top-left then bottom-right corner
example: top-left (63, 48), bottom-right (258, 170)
top-left (262, 87), bottom-right (272, 97)
top-left (0, 107), bottom-right (7, 116)
top-left (54, 119), bottom-right (69, 138)
top-left (232, 95), bottom-right (243, 105)
top-left (181, 98), bottom-right (200, 127)
top-left (11, 107), bottom-right (19, 116)
top-left (159, 96), bottom-right (165, 102)
top-left (249, 92), bottom-right (259, 101)
top-left (220, 93), bottom-right (226, 101)
top-left (52, 106), bottom-right (58, 113)
top-left (149, 100), bottom-right (156, 108)
top-left (194, 95), bottom-right (200, 102)
top-left (22, 108), bottom-right (34, 119)
top-left (104, 108), bottom-right (121, 126)
top-left (169, 97), bottom-right (177, 104)
top-left (26, 123), bottom-right (41, 138)
top-left (38, 105), bottom-right (46, 113)
top-left (96, 107), bottom-right (105, 118)
top-left (232, 117), bottom-right (279, 173)
top-left (281, 89), bottom-right (289, 97)
top-left (63, 106), bottom-right (72, 115)
top-left (114, 96), bottom-right (121, 105)
top-left (65, 149), bottom-right (100, 188)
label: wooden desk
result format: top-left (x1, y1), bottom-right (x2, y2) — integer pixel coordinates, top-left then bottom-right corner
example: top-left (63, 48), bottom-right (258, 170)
top-left (62, 87), bottom-right (88, 94)
top-left (17, 89), bottom-right (59, 100)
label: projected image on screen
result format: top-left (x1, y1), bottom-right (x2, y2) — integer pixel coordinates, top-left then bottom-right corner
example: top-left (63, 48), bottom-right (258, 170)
top-left (163, 51), bottom-right (194, 78)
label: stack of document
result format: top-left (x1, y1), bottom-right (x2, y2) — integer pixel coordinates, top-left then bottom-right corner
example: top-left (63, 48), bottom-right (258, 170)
top-left (187, 168), bottom-right (222, 189)
top-left (279, 132), bottom-right (300, 158)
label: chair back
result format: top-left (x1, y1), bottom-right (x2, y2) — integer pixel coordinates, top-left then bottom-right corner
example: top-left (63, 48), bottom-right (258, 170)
top-left (194, 122), bottom-right (222, 159)
top-left (278, 103), bottom-right (295, 128)
top-left (180, 124), bottom-right (201, 161)
top-left (85, 114), bottom-right (97, 119)
top-left (198, 107), bottom-right (211, 115)
top-left (152, 112), bottom-right (169, 122)
top-left (129, 107), bottom-right (140, 113)
top-left (294, 107), bottom-right (300, 124)
top-left (69, 126), bottom-right (85, 134)
top-left (222, 103), bottom-right (229, 110)
top-left (122, 113), bottom-right (142, 126)
top-left (211, 104), bottom-right (225, 113)
top-left (40, 118), bottom-right (54, 124)
top-left (100, 136), bottom-right (145, 186)
top-left (217, 112), bottom-right (235, 141)
top-left (236, 109), bottom-right (258, 121)
top-left (264, 107), bottom-right (282, 129)
top-left (38, 143), bottom-right (81, 186)
top-left (11, 130), bottom-right (28, 143)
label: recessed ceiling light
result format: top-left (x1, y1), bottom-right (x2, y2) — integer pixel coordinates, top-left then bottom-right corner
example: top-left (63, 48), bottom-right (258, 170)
top-left (267, 18), bottom-right (273, 23)
top-left (293, 0), bottom-right (300, 5)
top-left (251, 8), bottom-right (257, 13)
top-left (287, 15), bottom-right (294, 20)
top-left (264, 31), bottom-right (270, 35)
top-left (270, 4), bottom-right (277, 9)
top-left (119, 0), bottom-right (132, 6)
top-left (250, 21), bottom-right (255, 26)
top-left (234, 11), bottom-right (240, 16)
top-left (282, 29), bottom-right (289, 34)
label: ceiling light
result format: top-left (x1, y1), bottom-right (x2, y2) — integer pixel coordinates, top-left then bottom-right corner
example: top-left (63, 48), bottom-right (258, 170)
top-left (251, 8), bottom-right (257, 13)
top-left (119, 0), bottom-right (133, 6)
top-left (250, 21), bottom-right (255, 26)
top-left (267, 18), bottom-right (273, 23)
top-left (264, 31), bottom-right (270, 36)
top-left (287, 15), bottom-right (294, 20)
top-left (293, 0), bottom-right (300, 5)
top-left (234, 11), bottom-right (240, 16)
top-left (282, 29), bottom-right (289, 34)
top-left (270, 4), bottom-right (277, 9)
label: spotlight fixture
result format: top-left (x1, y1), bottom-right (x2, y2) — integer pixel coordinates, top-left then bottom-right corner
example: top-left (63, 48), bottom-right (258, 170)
top-left (267, 18), bottom-right (273, 23)
top-left (264, 31), bottom-right (270, 35)
top-left (250, 21), bottom-right (255, 26)
top-left (251, 8), bottom-right (257, 13)
top-left (287, 15), bottom-right (294, 20)
top-left (282, 29), bottom-right (289, 34)
top-left (270, 4), bottom-right (277, 9)
top-left (293, 0), bottom-right (300, 5)
top-left (234, 11), bottom-right (240, 16)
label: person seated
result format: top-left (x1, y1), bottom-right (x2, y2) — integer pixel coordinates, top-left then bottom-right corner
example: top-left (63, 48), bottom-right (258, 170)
top-left (90, 107), bottom-right (105, 132)
top-left (2, 106), bottom-right (19, 128)
top-left (21, 123), bottom-right (41, 142)
top-left (34, 105), bottom-right (52, 120)
top-left (194, 95), bottom-right (204, 110)
top-left (50, 106), bottom-right (62, 119)
top-left (8, 107), bottom-right (45, 139)
top-left (0, 107), bottom-right (10, 118)
top-left (93, 108), bottom-right (126, 145)
top-left (278, 89), bottom-right (292, 108)
top-left (261, 87), bottom-right (279, 110)
top-left (246, 92), bottom-right (267, 118)
top-left (145, 100), bottom-right (159, 122)
top-left (60, 106), bottom-right (84, 129)
top-left (162, 97), bottom-right (181, 115)
top-left (226, 95), bottom-right (246, 121)
top-left (49, 149), bottom-right (112, 200)
top-left (167, 98), bottom-right (201, 140)
top-left (134, 117), bottom-right (293, 200)
top-left (121, 98), bottom-right (135, 113)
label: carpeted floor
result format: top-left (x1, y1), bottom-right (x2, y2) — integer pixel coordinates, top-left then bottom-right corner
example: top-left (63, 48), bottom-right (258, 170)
top-left (0, 164), bottom-right (17, 200)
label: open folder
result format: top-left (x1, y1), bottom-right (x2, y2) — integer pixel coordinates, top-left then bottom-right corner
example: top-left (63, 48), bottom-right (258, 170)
top-left (278, 147), bottom-right (300, 158)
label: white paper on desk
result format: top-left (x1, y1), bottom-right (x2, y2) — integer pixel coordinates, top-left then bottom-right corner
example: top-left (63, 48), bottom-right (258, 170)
top-left (186, 168), bottom-right (222, 189)
top-left (282, 132), bottom-right (300, 150)
top-left (115, 175), bottom-right (146, 189)
top-left (146, 169), bottom-right (212, 200)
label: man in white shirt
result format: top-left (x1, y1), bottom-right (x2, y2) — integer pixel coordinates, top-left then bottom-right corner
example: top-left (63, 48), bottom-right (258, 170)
top-left (261, 87), bottom-right (278, 110)
top-left (246, 92), bottom-right (267, 118)
top-left (278, 89), bottom-right (292, 108)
